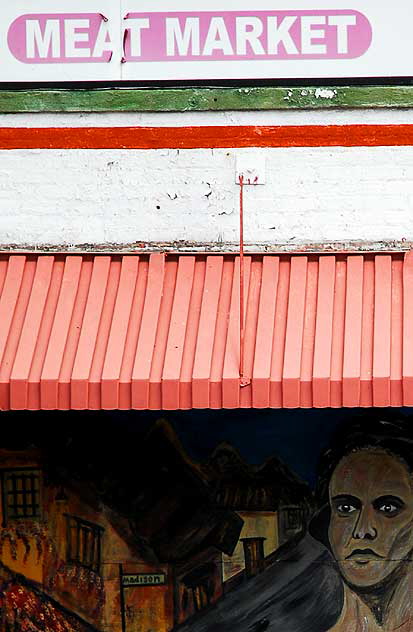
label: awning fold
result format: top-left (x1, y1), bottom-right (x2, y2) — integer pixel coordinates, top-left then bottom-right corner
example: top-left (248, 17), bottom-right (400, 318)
top-left (0, 252), bottom-right (411, 410)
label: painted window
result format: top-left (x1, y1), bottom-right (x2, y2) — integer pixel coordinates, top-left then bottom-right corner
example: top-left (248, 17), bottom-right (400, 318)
top-left (192, 580), bottom-right (213, 612)
top-left (2, 469), bottom-right (41, 522)
top-left (284, 507), bottom-right (303, 531)
top-left (66, 514), bottom-right (104, 573)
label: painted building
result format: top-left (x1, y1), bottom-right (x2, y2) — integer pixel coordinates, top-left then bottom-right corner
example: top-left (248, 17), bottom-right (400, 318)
top-left (204, 442), bottom-right (311, 581)
top-left (0, 420), bottom-right (243, 632)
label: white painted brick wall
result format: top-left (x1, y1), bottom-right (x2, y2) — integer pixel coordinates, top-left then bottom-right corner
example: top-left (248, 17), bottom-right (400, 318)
top-left (0, 109), bottom-right (413, 250)
top-left (1, 145), bottom-right (413, 249)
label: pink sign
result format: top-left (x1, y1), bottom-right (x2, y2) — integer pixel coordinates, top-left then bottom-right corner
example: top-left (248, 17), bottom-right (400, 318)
top-left (8, 13), bottom-right (112, 63)
top-left (7, 10), bottom-right (371, 65)
top-left (123, 10), bottom-right (372, 62)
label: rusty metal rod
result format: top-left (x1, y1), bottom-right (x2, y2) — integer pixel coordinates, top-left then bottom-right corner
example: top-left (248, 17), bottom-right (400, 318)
top-left (239, 175), bottom-right (245, 381)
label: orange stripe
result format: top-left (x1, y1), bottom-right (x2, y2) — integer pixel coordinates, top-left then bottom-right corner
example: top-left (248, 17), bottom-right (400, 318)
top-left (1, 125), bottom-right (413, 149)
top-left (373, 255), bottom-right (392, 406)
top-left (149, 258), bottom-right (177, 409)
top-left (0, 256), bottom-right (26, 368)
top-left (330, 259), bottom-right (347, 407)
top-left (41, 256), bottom-right (83, 409)
top-left (252, 257), bottom-right (279, 408)
top-left (403, 252), bottom-right (413, 405)
top-left (89, 259), bottom-right (121, 409)
top-left (180, 258), bottom-right (205, 409)
top-left (270, 259), bottom-right (290, 407)
top-left (210, 258), bottom-right (234, 408)
top-left (58, 259), bottom-right (93, 409)
top-left (0, 259), bottom-right (35, 410)
top-left (240, 258), bottom-right (261, 408)
top-left (132, 253), bottom-right (165, 409)
top-left (101, 256), bottom-right (140, 409)
top-left (162, 256), bottom-right (195, 410)
top-left (343, 256), bottom-right (364, 406)
top-left (390, 259), bottom-right (403, 406)
top-left (71, 256), bottom-right (111, 409)
top-left (28, 260), bottom-right (65, 410)
top-left (119, 258), bottom-right (148, 409)
top-left (300, 259), bottom-right (318, 408)
top-left (222, 257), bottom-right (251, 408)
top-left (283, 256), bottom-right (308, 407)
top-left (0, 259), bottom-right (9, 302)
top-left (192, 256), bottom-right (223, 408)
top-left (359, 258), bottom-right (374, 407)
top-left (10, 257), bottom-right (54, 409)
top-left (313, 256), bottom-right (335, 407)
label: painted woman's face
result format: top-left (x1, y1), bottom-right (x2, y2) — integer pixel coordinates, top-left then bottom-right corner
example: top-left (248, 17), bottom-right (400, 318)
top-left (328, 449), bottom-right (413, 588)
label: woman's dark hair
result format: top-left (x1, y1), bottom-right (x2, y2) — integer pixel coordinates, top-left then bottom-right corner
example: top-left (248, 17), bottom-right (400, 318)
top-left (310, 412), bottom-right (413, 545)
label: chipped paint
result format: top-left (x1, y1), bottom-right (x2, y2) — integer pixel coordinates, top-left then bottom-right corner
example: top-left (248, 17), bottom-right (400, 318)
top-left (314, 88), bottom-right (338, 100)
top-left (0, 240), bottom-right (411, 255)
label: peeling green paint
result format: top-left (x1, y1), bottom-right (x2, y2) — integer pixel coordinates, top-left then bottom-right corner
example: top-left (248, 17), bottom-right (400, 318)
top-left (0, 85), bottom-right (413, 113)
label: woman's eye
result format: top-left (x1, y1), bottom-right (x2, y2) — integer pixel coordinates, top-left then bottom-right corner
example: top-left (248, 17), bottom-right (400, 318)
top-left (378, 503), bottom-right (398, 515)
top-left (374, 497), bottom-right (405, 516)
top-left (336, 504), bottom-right (357, 514)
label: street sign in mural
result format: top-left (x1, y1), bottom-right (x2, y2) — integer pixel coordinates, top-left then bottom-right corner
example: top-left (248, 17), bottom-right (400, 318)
top-left (1, 1), bottom-right (412, 81)
top-left (122, 573), bottom-right (166, 587)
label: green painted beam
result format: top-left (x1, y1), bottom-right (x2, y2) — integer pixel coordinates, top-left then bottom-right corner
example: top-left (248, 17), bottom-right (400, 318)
top-left (0, 85), bottom-right (413, 113)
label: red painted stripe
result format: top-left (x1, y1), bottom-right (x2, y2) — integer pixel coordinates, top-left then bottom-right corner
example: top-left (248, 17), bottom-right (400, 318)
top-left (1, 125), bottom-right (413, 149)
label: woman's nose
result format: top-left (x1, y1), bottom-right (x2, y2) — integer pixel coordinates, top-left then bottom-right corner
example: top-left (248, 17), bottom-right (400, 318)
top-left (352, 507), bottom-right (377, 540)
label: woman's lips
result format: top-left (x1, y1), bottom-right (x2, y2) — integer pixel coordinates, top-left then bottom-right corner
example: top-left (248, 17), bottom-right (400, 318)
top-left (345, 549), bottom-right (385, 563)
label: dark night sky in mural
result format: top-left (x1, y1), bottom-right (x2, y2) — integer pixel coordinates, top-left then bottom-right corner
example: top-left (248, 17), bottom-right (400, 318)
top-left (3, 407), bottom-right (410, 486)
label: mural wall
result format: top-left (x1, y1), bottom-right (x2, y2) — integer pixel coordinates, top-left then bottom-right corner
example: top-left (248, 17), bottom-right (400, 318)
top-left (0, 409), bottom-right (412, 632)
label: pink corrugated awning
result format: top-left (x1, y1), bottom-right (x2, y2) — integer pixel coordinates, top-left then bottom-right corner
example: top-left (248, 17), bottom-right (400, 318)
top-left (0, 252), bottom-right (412, 411)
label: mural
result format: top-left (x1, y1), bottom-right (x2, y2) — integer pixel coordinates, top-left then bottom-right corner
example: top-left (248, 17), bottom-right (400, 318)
top-left (0, 410), bottom-right (412, 632)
